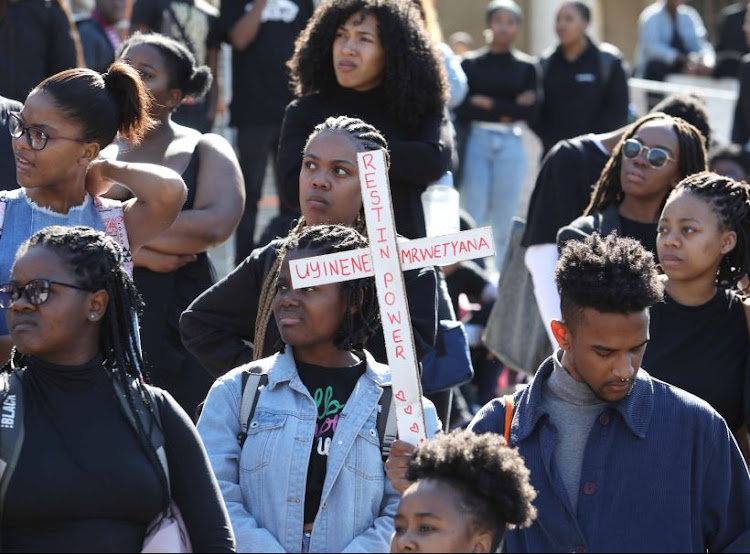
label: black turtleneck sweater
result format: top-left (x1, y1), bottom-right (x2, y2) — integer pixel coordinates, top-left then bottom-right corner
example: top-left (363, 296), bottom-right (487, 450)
top-left (276, 85), bottom-right (454, 239)
top-left (453, 47), bottom-right (540, 125)
top-left (1, 356), bottom-right (234, 553)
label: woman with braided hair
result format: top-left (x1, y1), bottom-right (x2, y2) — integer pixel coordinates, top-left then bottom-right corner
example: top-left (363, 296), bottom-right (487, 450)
top-left (0, 226), bottom-right (233, 551)
top-left (525, 113), bottom-right (709, 330)
top-left (198, 223), bottom-right (440, 553)
top-left (643, 171), bottom-right (750, 461)
top-left (181, 115), bottom-right (438, 377)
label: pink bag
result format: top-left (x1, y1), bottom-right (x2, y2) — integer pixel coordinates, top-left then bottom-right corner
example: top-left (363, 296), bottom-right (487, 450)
top-left (142, 500), bottom-right (192, 553)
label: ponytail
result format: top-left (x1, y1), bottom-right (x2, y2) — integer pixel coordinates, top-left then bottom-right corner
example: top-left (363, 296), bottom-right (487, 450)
top-left (102, 62), bottom-right (153, 144)
top-left (33, 64), bottom-right (154, 147)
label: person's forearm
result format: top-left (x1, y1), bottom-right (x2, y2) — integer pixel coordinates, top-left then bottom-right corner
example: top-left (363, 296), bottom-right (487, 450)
top-left (105, 160), bottom-right (186, 212)
top-left (142, 209), bottom-right (237, 255)
top-left (228, 4), bottom-right (265, 51)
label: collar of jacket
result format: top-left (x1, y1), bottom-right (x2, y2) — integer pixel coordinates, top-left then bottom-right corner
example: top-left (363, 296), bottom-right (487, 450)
top-left (512, 354), bottom-right (655, 443)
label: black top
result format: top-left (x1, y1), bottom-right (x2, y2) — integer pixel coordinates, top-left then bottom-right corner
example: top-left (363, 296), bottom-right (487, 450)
top-left (522, 135), bottom-right (609, 247)
top-left (131, 0), bottom-right (221, 66)
top-left (453, 48), bottom-right (539, 124)
top-left (0, 95), bottom-right (22, 191)
top-left (619, 215), bottom-right (658, 258)
top-left (445, 260), bottom-right (491, 322)
top-left (557, 205), bottom-right (659, 261)
top-left (297, 358), bottom-right (366, 524)
top-left (76, 18), bottom-right (115, 74)
top-left (179, 239), bottom-right (439, 377)
top-left (643, 289), bottom-right (750, 431)
top-left (2, 355), bottom-right (233, 553)
top-left (216, 0), bottom-right (314, 127)
top-left (732, 54), bottom-right (750, 146)
top-left (0, 0), bottom-right (78, 102)
top-left (533, 39), bottom-right (629, 154)
top-left (135, 146), bottom-right (217, 418)
top-left (276, 86), bottom-right (454, 239)
top-left (714, 3), bottom-right (748, 79)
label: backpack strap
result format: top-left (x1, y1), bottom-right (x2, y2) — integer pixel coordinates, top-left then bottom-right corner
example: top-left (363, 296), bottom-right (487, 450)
top-left (237, 367), bottom-right (269, 447)
top-left (0, 190), bottom-right (9, 240)
top-left (92, 196), bottom-right (134, 278)
top-left (377, 385), bottom-right (397, 462)
top-left (503, 394), bottom-right (515, 445)
top-left (0, 370), bottom-right (25, 550)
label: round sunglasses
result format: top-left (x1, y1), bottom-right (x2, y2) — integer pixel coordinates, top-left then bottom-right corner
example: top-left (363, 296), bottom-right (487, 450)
top-left (621, 139), bottom-right (675, 169)
top-left (0, 279), bottom-right (94, 309)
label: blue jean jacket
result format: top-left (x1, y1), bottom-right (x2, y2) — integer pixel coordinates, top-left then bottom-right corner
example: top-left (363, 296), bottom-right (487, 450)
top-left (197, 349), bottom-right (402, 553)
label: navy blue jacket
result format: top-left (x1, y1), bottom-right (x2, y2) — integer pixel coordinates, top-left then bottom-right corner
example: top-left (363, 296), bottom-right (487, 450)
top-left (470, 356), bottom-right (750, 552)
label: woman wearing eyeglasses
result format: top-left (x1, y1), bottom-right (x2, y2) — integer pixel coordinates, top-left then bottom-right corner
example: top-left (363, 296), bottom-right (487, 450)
top-left (525, 113), bottom-right (707, 332)
top-left (0, 63), bottom-right (187, 361)
top-left (0, 225), bottom-right (234, 552)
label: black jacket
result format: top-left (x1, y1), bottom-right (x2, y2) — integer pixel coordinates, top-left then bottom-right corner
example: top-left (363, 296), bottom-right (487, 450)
top-left (77, 18), bottom-right (115, 74)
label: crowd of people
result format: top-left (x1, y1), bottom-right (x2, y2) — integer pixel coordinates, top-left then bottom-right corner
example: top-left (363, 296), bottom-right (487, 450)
top-left (0, 0), bottom-right (749, 552)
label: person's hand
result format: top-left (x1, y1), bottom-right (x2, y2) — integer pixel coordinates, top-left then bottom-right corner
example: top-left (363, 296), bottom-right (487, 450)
top-left (85, 158), bottom-right (118, 197)
top-left (385, 440), bottom-right (418, 493)
top-left (516, 90), bottom-right (536, 106)
top-left (469, 94), bottom-right (494, 111)
top-left (134, 247), bottom-right (197, 273)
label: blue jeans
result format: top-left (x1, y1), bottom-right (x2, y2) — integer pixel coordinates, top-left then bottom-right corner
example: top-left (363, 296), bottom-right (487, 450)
top-left (461, 125), bottom-right (527, 273)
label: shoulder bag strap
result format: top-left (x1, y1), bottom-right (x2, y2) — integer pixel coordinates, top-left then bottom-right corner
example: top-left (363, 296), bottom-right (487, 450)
top-left (503, 394), bottom-right (515, 445)
top-left (0, 370), bottom-right (25, 551)
top-left (377, 385), bottom-right (397, 461)
top-left (237, 368), bottom-right (268, 447)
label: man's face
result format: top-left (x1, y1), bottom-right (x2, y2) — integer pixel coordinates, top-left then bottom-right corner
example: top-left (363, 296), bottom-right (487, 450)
top-left (559, 308), bottom-right (650, 402)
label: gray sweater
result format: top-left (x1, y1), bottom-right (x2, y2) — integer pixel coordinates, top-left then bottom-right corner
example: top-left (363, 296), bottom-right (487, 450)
top-left (541, 351), bottom-right (606, 512)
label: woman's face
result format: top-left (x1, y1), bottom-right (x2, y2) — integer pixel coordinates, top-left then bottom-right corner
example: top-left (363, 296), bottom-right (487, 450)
top-left (333, 12), bottom-right (386, 92)
top-left (272, 248), bottom-right (350, 363)
top-left (657, 191), bottom-right (736, 283)
top-left (392, 479), bottom-right (494, 553)
top-left (120, 43), bottom-right (180, 118)
top-left (620, 120), bottom-right (681, 206)
top-left (555, 3), bottom-right (588, 46)
top-left (6, 246), bottom-right (104, 365)
top-left (488, 9), bottom-right (519, 48)
top-left (12, 91), bottom-right (94, 189)
top-left (299, 130), bottom-right (363, 226)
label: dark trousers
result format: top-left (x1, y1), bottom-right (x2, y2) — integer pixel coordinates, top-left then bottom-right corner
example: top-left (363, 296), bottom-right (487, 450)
top-left (235, 124), bottom-right (281, 265)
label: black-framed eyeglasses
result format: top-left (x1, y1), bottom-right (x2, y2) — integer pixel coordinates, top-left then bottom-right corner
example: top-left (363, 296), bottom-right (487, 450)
top-left (0, 279), bottom-right (94, 308)
top-left (8, 112), bottom-right (88, 151)
top-left (621, 138), bottom-right (676, 169)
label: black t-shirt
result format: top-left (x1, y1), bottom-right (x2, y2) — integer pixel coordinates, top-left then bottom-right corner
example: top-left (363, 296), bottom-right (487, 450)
top-left (522, 136), bottom-right (609, 247)
top-left (296, 358), bottom-right (366, 524)
top-left (643, 288), bottom-right (750, 431)
top-left (131, 0), bottom-right (221, 66)
top-left (216, 0), bottom-right (314, 126)
top-left (619, 215), bottom-right (658, 259)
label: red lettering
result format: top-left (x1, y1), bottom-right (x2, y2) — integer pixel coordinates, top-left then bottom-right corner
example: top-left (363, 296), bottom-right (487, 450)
top-left (370, 188), bottom-right (381, 206)
top-left (479, 237), bottom-right (490, 250)
top-left (377, 227), bottom-right (387, 244)
top-left (363, 153), bottom-right (375, 171)
top-left (372, 206), bottom-right (383, 222)
top-left (294, 262), bottom-right (311, 280)
top-left (386, 311), bottom-right (402, 325)
top-left (364, 172), bottom-right (377, 188)
top-left (380, 247), bottom-right (391, 259)
top-left (395, 345), bottom-right (406, 359)
top-left (393, 328), bottom-right (403, 344)
top-left (383, 272), bottom-right (394, 288)
top-left (385, 292), bottom-right (396, 306)
top-left (340, 258), bottom-right (351, 277)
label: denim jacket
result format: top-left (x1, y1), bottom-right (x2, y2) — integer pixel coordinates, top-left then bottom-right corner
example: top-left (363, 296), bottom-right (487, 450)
top-left (197, 349), bottom-right (402, 553)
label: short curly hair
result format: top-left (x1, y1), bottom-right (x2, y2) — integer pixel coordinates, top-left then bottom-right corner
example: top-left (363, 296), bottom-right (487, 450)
top-left (556, 233), bottom-right (664, 325)
top-left (405, 430), bottom-right (537, 551)
top-left (287, 0), bottom-right (447, 131)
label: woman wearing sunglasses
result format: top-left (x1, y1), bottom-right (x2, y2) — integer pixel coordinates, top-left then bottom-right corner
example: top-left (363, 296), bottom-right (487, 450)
top-left (557, 112), bottom-right (707, 252)
top-left (524, 113), bottom-right (707, 334)
top-left (0, 63), bottom-right (187, 361)
top-left (0, 225), bottom-right (234, 552)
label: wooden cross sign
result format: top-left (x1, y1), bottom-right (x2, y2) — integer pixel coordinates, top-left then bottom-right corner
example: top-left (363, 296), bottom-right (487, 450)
top-left (290, 149), bottom-right (494, 444)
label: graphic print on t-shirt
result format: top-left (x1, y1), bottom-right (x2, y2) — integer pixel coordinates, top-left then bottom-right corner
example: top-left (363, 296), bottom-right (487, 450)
top-left (245, 0), bottom-right (299, 23)
top-left (313, 385), bottom-right (345, 457)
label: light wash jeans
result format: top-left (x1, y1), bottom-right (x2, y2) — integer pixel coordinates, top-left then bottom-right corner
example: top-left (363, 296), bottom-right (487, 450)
top-left (461, 124), bottom-right (527, 273)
